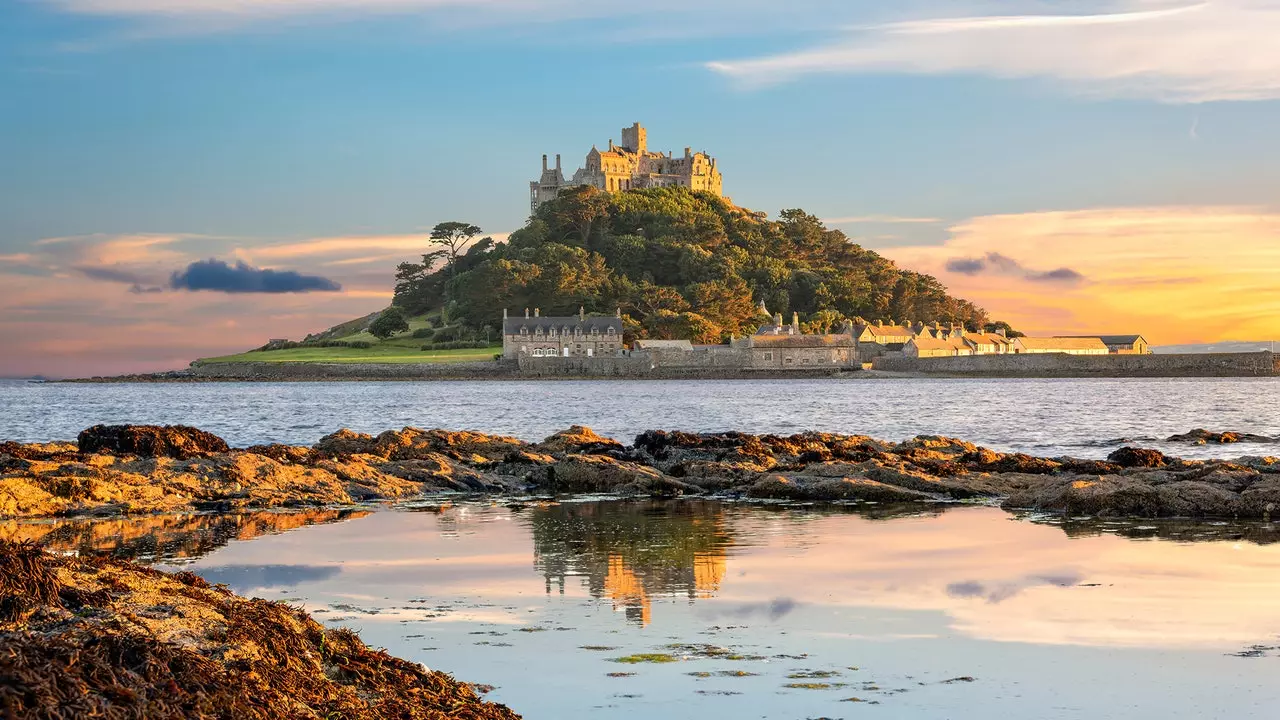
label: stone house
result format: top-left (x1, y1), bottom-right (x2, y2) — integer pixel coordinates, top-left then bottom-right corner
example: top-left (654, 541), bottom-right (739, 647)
top-left (904, 336), bottom-right (974, 358)
top-left (1058, 335), bottom-right (1151, 354)
top-left (531, 123), bottom-right (724, 211)
top-left (727, 311), bottom-right (858, 369)
top-left (963, 332), bottom-right (1015, 355)
top-left (1013, 337), bottom-right (1109, 355)
top-left (502, 308), bottom-right (624, 359)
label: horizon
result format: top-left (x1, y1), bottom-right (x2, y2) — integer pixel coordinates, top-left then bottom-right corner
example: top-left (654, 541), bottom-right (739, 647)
top-left (6, 1), bottom-right (1280, 377)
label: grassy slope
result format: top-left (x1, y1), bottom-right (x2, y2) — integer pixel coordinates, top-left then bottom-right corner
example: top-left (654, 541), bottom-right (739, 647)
top-left (199, 313), bottom-right (502, 365)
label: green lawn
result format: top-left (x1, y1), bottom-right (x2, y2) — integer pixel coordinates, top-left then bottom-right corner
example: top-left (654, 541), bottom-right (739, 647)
top-left (197, 311), bottom-right (505, 365)
top-left (199, 344), bottom-right (502, 365)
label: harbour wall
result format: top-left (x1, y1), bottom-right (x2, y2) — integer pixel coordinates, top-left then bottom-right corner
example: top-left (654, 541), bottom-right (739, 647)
top-left (188, 360), bottom-right (519, 381)
top-left (871, 351), bottom-right (1280, 378)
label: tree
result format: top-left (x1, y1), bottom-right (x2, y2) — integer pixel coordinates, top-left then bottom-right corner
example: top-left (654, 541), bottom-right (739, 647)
top-left (985, 320), bottom-right (1025, 338)
top-left (369, 306), bottom-right (409, 340)
top-left (430, 222), bottom-right (483, 275)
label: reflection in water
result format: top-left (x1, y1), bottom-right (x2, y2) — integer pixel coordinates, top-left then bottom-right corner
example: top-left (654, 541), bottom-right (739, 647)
top-left (21, 500), bottom-right (1280, 718)
top-left (1031, 514), bottom-right (1280, 545)
top-left (196, 564), bottom-right (343, 594)
top-left (527, 501), bottom-right (731, 626)
top-left (0, 509), bottom-right (370, 564)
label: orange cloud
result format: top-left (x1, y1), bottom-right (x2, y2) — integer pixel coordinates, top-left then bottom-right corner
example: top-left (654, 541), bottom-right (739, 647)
top-left (883, 206), bottom-right (1280, 344)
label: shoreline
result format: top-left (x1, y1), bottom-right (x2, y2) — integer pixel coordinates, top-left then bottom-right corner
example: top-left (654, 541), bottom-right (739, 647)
top-left (4, 424), bottom-right (1279, 523)
top-left (47, 349), bottom-right (1280, 382)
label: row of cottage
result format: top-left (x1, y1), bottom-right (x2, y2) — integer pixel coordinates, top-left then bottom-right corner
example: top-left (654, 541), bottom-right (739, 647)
top-left (501, 305), bottom-right (1149, 370)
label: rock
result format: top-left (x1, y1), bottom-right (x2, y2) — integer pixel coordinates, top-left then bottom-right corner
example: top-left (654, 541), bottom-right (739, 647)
top-left (77, 425), bottom-right (229, 459)
top-left (373, 428), bottom-right (526, 462)
top-left (1167, 429), bottom-right (1274, 444)
top-left (1008, 474), bottom-right (1260, 518)
top-left (314, 429), bottom-right (377, 457)
top-left (378, 456), bottom-right (502, 493)
top-left (960, 450), bottom-right (1061, 475)
top-left (1106, 446), bottom-right (1171, 468)
top-left (746, 474), bottom-right (937, 502)
top-left (539, 455), bottom-right (696, 497)
top-left (243, 444), bottom-right (313, 464)
top-left (0, 541), bottom-right (520, 720)
top-left (535, 426), bottom-right (624, 456)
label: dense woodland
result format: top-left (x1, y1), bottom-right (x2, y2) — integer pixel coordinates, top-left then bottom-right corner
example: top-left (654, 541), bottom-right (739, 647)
top-left (392, 186), bottom-right (997, 343)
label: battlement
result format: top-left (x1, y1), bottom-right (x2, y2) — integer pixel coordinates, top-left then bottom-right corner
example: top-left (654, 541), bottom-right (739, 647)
top-left (530, 123), bottom-right (723, 211)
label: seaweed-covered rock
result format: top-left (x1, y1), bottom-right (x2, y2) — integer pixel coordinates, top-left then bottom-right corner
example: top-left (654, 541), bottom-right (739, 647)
top-left (1106, 446), bottom-right (1171, 468)
top-left (535, 426), bottom-right (624, 456)
top-left (1167, 429), bottom-right (1274, 444)
top-left (0, 541), bottom-right (521, 720)
top-left (78, 425), bottom-right (229, 459)
top-left (315, 429), bottom-right (378, 457)
top-left (538, 455), bottom-right (695, 497)
top-left (746, 474), bottom-right (936, 502)
top-left (374, 428), bottom-right (526, 462)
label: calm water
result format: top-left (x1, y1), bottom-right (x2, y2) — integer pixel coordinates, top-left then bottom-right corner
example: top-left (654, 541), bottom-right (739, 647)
top-left (11, 501), bottom-right (1280, 719)
top-left (2, 377), bottom-right (1279, 458)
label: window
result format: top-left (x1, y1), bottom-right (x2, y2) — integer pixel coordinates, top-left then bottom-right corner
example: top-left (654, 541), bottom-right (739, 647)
top-left (764, 352), bottom-right (773, 361)
top-left (784, 357), bottom-right (793, 365)
top-left (801, 358), bottom-right (811, 365)
top-left (607, 327), bottom-right (616, 335)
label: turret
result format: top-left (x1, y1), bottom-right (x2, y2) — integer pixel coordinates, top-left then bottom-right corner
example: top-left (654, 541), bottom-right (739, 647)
top-left (541, 154), bottom-right (548, 172)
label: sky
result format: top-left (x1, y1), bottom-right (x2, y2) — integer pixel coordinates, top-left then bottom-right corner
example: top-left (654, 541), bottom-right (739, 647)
top-left (3, 0), bottom-right (1280, 376)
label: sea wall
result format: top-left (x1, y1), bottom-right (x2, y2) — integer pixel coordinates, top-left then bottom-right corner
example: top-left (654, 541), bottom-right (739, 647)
top-left (516, 353), bottom-right (850, 379)
top-left (872, 351), bottom-right (1280, 378)
top-left (189, 360), bottom-right (518, 381)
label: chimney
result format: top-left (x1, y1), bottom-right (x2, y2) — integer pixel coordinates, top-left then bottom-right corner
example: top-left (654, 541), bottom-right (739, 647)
top-left (524, 308), bottom-right (529, 319)
top-left (877, 319), bottom-right (884, 327)
top-left (503, 308), bottom-right (508, 319)
top-left (555, 154), bottom-right (562, 171)
top-left (616, 307), bottom-right (621, 318)
top-left (542, 154), bottom-right (548, 172)
top-left (534, 308), bottom-right (540, 318)
top-left (684, 147), bottom-right (692, 159)
top-left (775, 312), bottom-right (784, 327)
top-left (579, 306), bottom-right (585, 321)
top-left (792, 312), bottom-right (800, 329)
top-left (996, 327), bottom-right (1007, 338)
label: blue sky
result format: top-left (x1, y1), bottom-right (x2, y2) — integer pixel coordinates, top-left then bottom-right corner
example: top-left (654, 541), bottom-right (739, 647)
top-left (5, 0), bottom-right (1280, 375)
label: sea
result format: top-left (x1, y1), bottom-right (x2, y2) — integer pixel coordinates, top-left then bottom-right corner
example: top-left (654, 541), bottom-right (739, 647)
top-left (5, 377), bottom-right (1280, 719)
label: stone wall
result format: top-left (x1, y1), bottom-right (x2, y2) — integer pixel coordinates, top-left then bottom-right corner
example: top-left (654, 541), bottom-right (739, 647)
top-left (191, 360), bottom-right (518, 381)
top-left (872, 351), bottom-right (1279, 378)
top-left (516, 352), bottom-right (852, 379)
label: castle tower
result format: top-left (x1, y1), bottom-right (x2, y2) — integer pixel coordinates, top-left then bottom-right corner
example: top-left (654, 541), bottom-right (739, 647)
top-left (621, 123), bottom-right (647, 154)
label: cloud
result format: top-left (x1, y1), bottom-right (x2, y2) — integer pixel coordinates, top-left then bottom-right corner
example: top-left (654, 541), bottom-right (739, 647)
top-left (708, 1), bottom-right (1280, 103)
top-left (944, 251), bottom-right (1086, 284)
top-left (170, 259), bottom-right (342, 294)
top-left (74, 264), bottom-right (153, 285)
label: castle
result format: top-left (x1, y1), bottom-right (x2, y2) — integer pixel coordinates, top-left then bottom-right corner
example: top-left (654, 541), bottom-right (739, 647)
top-left (530, 123), bottom-right (724, 211)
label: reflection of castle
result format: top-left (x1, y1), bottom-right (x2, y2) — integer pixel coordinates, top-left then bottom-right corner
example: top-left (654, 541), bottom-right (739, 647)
top-left (529, 501), bottom-right (731, 627)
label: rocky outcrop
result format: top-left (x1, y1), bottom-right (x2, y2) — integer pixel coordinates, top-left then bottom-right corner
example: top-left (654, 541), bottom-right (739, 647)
top-left (6, 424), bottom-right (1280, 521)
top-left (0, 541), bottom-right (520, 719)
top-left (1166, 429), bottom-right (1276, 444)
top-left (78, 424), bottom-right (230, 459)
